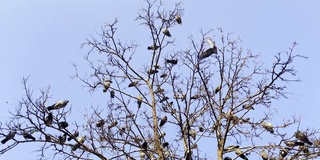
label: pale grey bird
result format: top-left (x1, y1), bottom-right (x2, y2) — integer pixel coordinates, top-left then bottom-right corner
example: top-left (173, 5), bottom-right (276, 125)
top-left (141, 141), bottom-right (148, 150)
top-left (260, 149), bottom-right (268, 160)
top-left (175, 15), bottom-right (182, 25)
top-left (189, 129), bottom-right (197, 140)
top-left (261, 122), bottom-right (274, 133)
top-left (44, 112), bottom-right (53, 126)
top-left (1, 131), bottom-right (16, 144)
top-left (72, 136), bottom-right (86, 151)
top-left (22, 130), bottom-right (36, 141)
top-left (215, 85), bottom-right (221, 94)
top-left (295, 131), bottom-right (312, 145)
top-left (162, 28), bottom-right (172, 37)
top-left (279, 148), bottom-right (289, 159)
top-left (234, 146), bottom-right (248, 160)
top-left (47, 100), bottom-right (69, 111)
top-left (103, 79), bottom-right (112, 92)
top-left (199, 38), bottom-right (218, 60)
top-left (223, 145), bottom-right (239, 152)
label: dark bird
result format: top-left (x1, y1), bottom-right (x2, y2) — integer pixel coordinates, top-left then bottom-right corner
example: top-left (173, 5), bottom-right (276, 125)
top-left (199, 38), bottom-right (218, 60)
top-left (190, 94), bottom-right (201, 100)
top-left (261, 122), bottom-right (274, 133)
top-left (103, 79), bottom-right (112, 92)
top-left (96, 119), bottom-right (105, 128)
top-left (159, 96), bottom-right (169, 103)
top-left (141, 141), bottom-right (148, 150)
top-left (234, 146), bottom-right (248, 160)
top-left (159, 115), bottom-right (167, 127)
top-left (162, 142), bottom-right (169, 148)
top-left (44, 112), bottom-right (53, 126)
top-left (108, 120), bottom-right (118, 129)
top-left (147, 44), bottom-right (159, 50)
top-left (148, 69), bottom-right (159, 75)
top-left (1, 131), bottom-right (16, 144)
top-left (175, 15), bottom-right (182, 25)
top-left (154, 88), bottom-right (164, 94)
top-left (137, 95), bottom-right (143, 108)
top-left (58, 121), bottom-right (69, 129)
top-left (295, 131), bottom-right (313, 145)
top-left (165, 59), bottom-right (178, 65)
top-left (45, 134), bottom-right (52, 142)
top-left (224, 157), bottom-right (232, 160)
top-left (72, 136), bottom-right (86, 151)
top-left (162, 28), bottom-right (171, 37)
top-left (215, 85), bottom-right (221, 94)
top-left (160, 73), bottom-right (167, 78)
top-left (284, 140), bottom-right (305, 147)
top-left (22, 130), bottom-right (36, 141)
top-left (279, 148), bottom-right (290, 159)
top-left (58, 133), bottom-right (67, 145)
top-left (47, 100), bottom-right (69, 111)
top-left (260, 149), bottom-right (268, 160)
top-left (198, 126), bottom-right (205, 132)
top-left (110, 90), bottom-right (115, 98)
top-left (68, 131), bottom-right (79, 141)
top-left (128, 81), bottom-right (139, 87)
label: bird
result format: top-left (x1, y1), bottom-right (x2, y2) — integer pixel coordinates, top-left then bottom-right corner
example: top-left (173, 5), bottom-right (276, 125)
top-left (199, 38), bottom-right (218, 60)
top-left (295, 131), bottom-right (313, 145)
top-left (103, 79), bottom-right (112, 92)
top-left (260, 149), bottom-right (268, 160)
top-left (175, 15), bottom-right (182, 25)
top-left (136, 95), bottom-right (143, 108)
top-left (58, 121), bottom-right (69, 129)
top-left (284, 140), bottom-right (305, 147)
top-left (261, 122), bottom-right (274, 133)
top-left (96, 119), bottom-right (105, 128)
top-left (162, 142), bottom-right (169, 148)
top-left (215, 85), bottom-right (221, 94)
top-left (1, 131), bottom-right (16, 144)
top-left (159, 96), bottom-right (169, 103)
top-left (72, 136), bottom-right (86, 151)
top-left (140, 150), bottom-right (146, 160)
top-left (47, 100), bottom-right (69, 111)
top-left (224, 157), bottom-right (232, 160)
top-left (22, 130), bottom-right (36, 141)
top-left (165, 59), bottom-right (178, 65)
top-left (148, 69), bottom-right (159, 75)
top-left (159, 116), bottom-right (167, 127)
top-left (108, 120), bottom-right (118, 129)
top-left (190, 94), bottom-right (201, 100)
top-left (198, 126), bottom-right (205, 132)
top-left (44, 112), bottom-right (53, 126)
top-left (242, 104), bottom-right (254, 110)
top-left (234, 146), bottom-right (248, 160)
top-left (160, 73), bottom-right (167, 78)
top-left (45, 134), bottom-right (52, 142)
top-left (128, 81), bottom-right (139, 87)
top-left (68, 131), bottom-right (79, 141)
top-left (147, 44), bottom-right (159, 50)
top-left (159, 131), bottom-right (166, 139)
top-left (223, 145), bottom-right (239, 152)
top-left (110, 90), bottom-right (115, 98)
top-left (58, 133), bottom-right (67, 145)
top-left (162, 28), bottom-right (171, 37)
top-left (189, 129), bottom-right (197, 140)
top-left (279, 148), bottom-right (289, 159)
top-left (141, 141), bottom-right (148, 150)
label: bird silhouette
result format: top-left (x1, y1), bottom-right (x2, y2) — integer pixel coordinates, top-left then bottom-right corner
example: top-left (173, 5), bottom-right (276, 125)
top-left (47, 100), bottom-right (69, 111)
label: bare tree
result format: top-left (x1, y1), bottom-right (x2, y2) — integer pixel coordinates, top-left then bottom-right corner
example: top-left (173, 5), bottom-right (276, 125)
top-left (1, 0), bottom-right (318, 160)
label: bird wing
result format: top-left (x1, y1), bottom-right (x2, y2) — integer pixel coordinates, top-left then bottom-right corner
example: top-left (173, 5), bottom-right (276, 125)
top-left (206, 38), bottom-right (215, 48)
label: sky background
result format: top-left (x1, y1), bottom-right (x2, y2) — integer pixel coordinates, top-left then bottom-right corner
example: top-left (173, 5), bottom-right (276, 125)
top-left (1, 0), bottom-right (320, 159)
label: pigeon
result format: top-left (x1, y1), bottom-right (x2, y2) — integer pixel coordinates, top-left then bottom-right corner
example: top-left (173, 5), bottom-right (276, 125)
top-left (128, 81), bottom-right (139, 87)
top-left (96, 119), bottom-right (105, 128)
top-left (159, 116), bottom-right (167, 127)
top-left (295, 131), bottom-right (312, 145)
top-left (189, 129), bottom-right (197, 140)
top-left (215, 85), bottom-right (221, 94)
top-left (1, 131), bottom-right (16, 144)
top-left (44, 112), bottom-right (53, 126)
top-left (261, 122), bottom-right (274, 133)
top-left (103, 79), bottom-right (112, 92)
top-left (47, 100), bottom-right (69, 111)
top-left (108, 120), bottom-right (118, 129)
top-left (22, 130), bottom-right (36, 141)
top-left (165, 59), bottom-right (178, 65)
top-left (110, 90), bottom-right (115, 98)
top-left (68, 131), bottom-right (79, 141)
top-left (199, 38), bottom-right (217, 60)
top-left (175, 15), bottom-right (182, 25)
top-left (162, 28), bottom-right (171, 37)
top-left (234, 146), bottom-right (248, 160)
top-left (72, 136), bottom-right (86, 151)
top-left (284, 140), bottom-right (304, 147)
top-left (147, 44), bottom-right (159, 50)
top-left (260, 149), bottom-right (268, 160)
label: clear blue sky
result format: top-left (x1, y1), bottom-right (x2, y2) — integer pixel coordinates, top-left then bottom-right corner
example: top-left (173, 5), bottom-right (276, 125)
top-left (1, 0), bottom-right (320, 159)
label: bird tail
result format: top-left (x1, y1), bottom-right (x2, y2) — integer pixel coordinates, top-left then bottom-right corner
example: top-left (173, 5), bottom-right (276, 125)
top-left (1, 138), bottom-right (9, 144)
top-left (47, 106), bottom-right (54, 111)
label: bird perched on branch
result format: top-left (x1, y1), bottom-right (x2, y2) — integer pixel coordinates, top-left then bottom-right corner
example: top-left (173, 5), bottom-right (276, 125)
top-left (22, 130), bottom-right (36, 141)
top-left (159, 116), bottom-right (167, 127)
top-left (103, 79), bottom-right (112, 92)
top-left (199, 38), bottom-right (218, 60)
top-left (44, 112), bottom-right (53, 126)
top-left (68, 131), bottom-right (79, 141)
top-left (234, 146), bottom-right (248, 160)
top-left (72, 136), bottom-right (86, 151)
top-left (147, 44), bottom-right (159, 50)
top-left (136, 95), bottom-right (143, 108)
top-left (1, 131), bottom-right (16, 144)
top-left (128, 81), bottom-right (139, 87)
top-left (260, 149), bottom-right (268, 160)
top-left (108, 120), bottom-right (118, 129)
top-left (175, 15), bottom-right (182, 25)
top-left (295, 131), bottom-right (313, 145)
top-left (96, 119), bottom-right (105, 128)
top-left (284, 140), bottom-right (304, 147)
top-left (162, 28), bottom-right (172, 37)
top-left (165, 59), bottom-right (178, 65)
top-left (189, 129), bottom-right (197, 140)
top-left (261, 122), bottom-right (274, 133)
top-left (58, 121), bottom-right (69, 129)
top-left (47, 100), bottom-right (69, 111)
